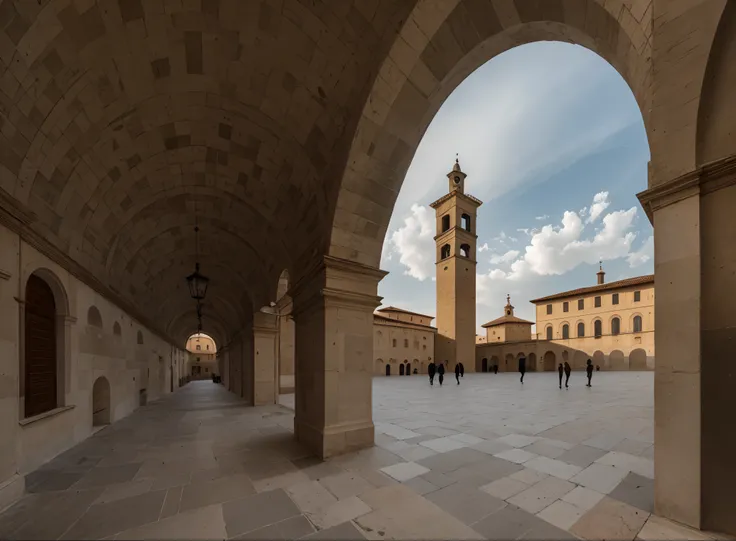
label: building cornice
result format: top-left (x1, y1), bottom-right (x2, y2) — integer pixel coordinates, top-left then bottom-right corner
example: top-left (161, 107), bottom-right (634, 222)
top-left (429, 190), bottom-right (483, 209)
top-left (433, 226), bottom-right (479, 243)
top-left (637, 154), bottom-right (736, 224)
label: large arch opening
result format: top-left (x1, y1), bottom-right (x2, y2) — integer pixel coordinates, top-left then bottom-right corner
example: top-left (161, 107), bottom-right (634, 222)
top-left (185, 333), bottom-right (218, 381)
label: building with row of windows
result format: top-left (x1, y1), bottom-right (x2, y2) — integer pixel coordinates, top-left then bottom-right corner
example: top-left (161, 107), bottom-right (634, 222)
top-left (373, 306), bottom-right (436, 375)
top-left (185, 333), bottom-right (218, 380)
top-left (475, 267), bottom-right (655, 372)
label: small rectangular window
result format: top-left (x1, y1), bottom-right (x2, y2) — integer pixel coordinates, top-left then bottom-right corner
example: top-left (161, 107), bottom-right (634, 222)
top-left (594, 296), bottom-right (601, 308)
top-left (404, 339), bottom-right (408, 348)
top-left (546, 304), bottom-right (552, 315)
top-left (612, 293), bottom-right (619, 305)
top-left (578, 299), bottom-right (584, 310)
top-left (634, 290), bottom-right (641, 302)
top-left (392, 339), bottom-right (396, 347)
top-left (563, 301), bottom-right (569, 313)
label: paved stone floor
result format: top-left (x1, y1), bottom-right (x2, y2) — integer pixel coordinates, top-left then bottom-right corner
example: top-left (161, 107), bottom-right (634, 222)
top-left (0, 372), bottom-right (724, 540)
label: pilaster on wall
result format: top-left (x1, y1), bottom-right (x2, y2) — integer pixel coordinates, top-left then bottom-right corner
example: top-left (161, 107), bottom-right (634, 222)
top-left (638, 155), bottom-right (736, 536)
top-left (291, 256), bottom-right (387, 459)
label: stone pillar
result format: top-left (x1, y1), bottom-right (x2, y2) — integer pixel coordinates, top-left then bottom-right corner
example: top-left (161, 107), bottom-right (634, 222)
top-left (276, 295), bottom-right (295, 394)
top-left (240, 326), bottom-right (254, 404)
top-left (639, 157), bottom-right (736, 536)
top-left (253, 309), bottom-right (278, 406)
top-left (291, 256), bottom-right (386, 459)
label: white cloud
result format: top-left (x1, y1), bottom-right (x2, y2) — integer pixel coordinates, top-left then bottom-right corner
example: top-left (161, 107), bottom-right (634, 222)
top-left (388, 204), bottom-right (435, 281)
top-left (535, 215), bottom-right (550, 221)
top-left (627, 235), bottom-right (653, 268)
top-left (587, 191), bottom-right (610, 223)
top-left (478, 243), bottom-right (490, 252)
top-left (493, 231), bottom-right (518, 244)
top-left (490, 250), bottom-right (520, 265)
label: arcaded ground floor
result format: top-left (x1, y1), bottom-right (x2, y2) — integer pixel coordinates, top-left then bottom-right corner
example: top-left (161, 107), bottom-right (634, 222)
top-left (0, 374), bottom-right (726, 540)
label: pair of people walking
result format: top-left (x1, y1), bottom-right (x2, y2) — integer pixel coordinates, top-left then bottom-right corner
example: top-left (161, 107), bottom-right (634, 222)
top-left (557, 359), bottom-right (594, 388)
top-left (428, 362), bottom-right (445, 386)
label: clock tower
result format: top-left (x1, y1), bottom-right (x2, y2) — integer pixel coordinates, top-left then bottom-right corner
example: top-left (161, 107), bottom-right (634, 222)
top-left (430, 158), bottom-right (483, 372)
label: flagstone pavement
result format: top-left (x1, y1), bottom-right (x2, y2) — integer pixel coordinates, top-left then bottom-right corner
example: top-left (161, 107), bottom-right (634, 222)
top-left (0, 372), bottom-right (726, 540)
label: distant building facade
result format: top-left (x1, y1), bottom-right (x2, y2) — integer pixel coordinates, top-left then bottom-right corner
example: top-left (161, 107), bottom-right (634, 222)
top-left (476, 267), bottom-right (655, 372)
top-left (185, 333), bottom-right (218, 379)
top-left (373, 307), bottom-right (436, 376)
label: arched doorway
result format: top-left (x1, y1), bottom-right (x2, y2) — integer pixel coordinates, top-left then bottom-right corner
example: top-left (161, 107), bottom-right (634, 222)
top-left (543, 351), bottom-right (556, 372)
top-left (385, 364), bottom-right (391, 376)
top-left (399, 363), bottom-right (404, 376)
top-left (490, 356), bottom-right (499, 373)
top-left (573, 351), bottom-right (588, 370)
top-left (481, 358), bottom-right (488, 372)
top-left (609, 350), bottom-right (626, 370)
top-left (629, 348), bottom-right (647, 370)
top-left (528, 353), bottom-right (537, 372)
top-left (505, 354), bottom-right (514, 372)
top-left (405, 362), bottom-right (411, 376)
top-left (24, 275), bottom-right (58, 418)
top-left (92, 377), bottom-right (111, 426)
top-left (593, 350), bottom-right (606, 370)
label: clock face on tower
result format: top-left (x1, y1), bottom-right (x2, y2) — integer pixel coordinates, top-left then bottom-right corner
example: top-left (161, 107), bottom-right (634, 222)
top-left (453, 176), bottom-right (461, 185)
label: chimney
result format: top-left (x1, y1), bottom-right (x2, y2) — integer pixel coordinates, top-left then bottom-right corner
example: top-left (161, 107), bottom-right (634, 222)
top-left (597, 262), bottom-right (605, 285)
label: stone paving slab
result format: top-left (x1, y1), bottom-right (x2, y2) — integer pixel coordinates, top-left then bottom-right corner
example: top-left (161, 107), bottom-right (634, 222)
top-left (0, 374), bottom-right (669, 540)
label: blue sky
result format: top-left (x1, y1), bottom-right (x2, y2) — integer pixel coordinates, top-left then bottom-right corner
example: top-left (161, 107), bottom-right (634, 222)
top-left (378, 41), bottom-right (653, 335)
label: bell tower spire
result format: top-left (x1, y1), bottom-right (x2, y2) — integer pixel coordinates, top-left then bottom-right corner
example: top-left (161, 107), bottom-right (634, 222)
top-left (447, 154), bottom-right (467, 194)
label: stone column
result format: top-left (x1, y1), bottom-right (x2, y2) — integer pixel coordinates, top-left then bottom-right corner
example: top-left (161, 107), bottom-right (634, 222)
top-left (276, 295), bottom-right (295, 394)
top-left (638, 156), bottom-right (736, 536)
top-left (240, 326), bottom-right (254, 404)
top-left (253, 309), bottom-right (278, 406)
top-left (291, 256), bottom-right (386, 459)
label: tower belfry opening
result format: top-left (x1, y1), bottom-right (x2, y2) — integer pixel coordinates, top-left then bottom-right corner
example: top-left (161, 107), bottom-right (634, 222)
top-left (430, 159), bottom-right (483, 372)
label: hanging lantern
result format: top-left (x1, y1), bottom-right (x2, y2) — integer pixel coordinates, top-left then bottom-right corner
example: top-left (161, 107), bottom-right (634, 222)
top-left (186, 262), bottom-right (209, 300)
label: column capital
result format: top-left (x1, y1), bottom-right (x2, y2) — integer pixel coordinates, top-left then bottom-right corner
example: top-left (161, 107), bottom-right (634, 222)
top-left (637, 154), bottom-right (736, 223)
top-left (253, 310), bottom-right (278, 334)
top-left (290, 255), bottom-right (388, 317)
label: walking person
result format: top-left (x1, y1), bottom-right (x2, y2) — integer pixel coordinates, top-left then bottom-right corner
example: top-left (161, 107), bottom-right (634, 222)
top-left (558, 363), bottom-right (564, 389)
top-left (455, 363), bottom-right (461, 385)
top-left (564, 361), bottom-right (572, 388)
top-left (586, 359), bottom-right (594, 386)
top-left (459, 362), bottom-right (465, 378)
top-left (428, 362), bottom-right (436, 386)
top-left (518, 356), bottom-right (527, 384)
top-left (438, 362), bottom-right (445, 386)
top-left (494, 364), bottom-right (498, 374)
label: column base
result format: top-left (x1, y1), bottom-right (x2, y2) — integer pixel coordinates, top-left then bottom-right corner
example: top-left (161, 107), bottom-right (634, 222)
top-left (295, 417), bottom-right (374, 459)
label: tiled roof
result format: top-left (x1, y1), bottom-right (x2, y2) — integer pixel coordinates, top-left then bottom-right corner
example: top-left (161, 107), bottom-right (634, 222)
top-left (481, 315), bottom-right (534, 328)
top-left (376, 306), bottom-right (434, 320)
top-left (374, 314), bottom-right (436, 331)
top-left (530, 275), bottom-right (654, 303)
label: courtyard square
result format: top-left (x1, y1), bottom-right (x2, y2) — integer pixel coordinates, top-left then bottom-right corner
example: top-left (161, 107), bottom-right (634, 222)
top-left (0, 373), bottom-right (717, 540)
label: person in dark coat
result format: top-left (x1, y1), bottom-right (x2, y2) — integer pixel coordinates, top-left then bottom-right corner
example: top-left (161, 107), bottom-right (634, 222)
top-left (454, 363), bottom-right (461, 385)
top-left (518, 356), bottom-right (527, 384)
top-left (586, 359), bottom-right (594, 386)
top-left (459, 362), bottom-right (465, 378)
top-left (558, 363), bottom-right (564, 389)
top-left (494, 364), bottom-right (498, 374)
top-left (437, 362), bottom-right (445, 386)
top-left (428, 362), bottom-right (436, 385)
top-left (564, 361), bottom-right (572, 388)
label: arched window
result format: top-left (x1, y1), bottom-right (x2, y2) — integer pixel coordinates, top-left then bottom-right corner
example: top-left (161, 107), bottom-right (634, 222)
top-left (577, 322), bottom-right (585, 337)
top-left (441, 214), bottom-right (450, 232)
top-left (546, 326), bottom-right (553, 340)
top-left (206, 345), bottom-right (210, 350)
top-left (113, 321), bottom-right (122, 337)
top-left (611, 317), bottom-right (621, 336)
top-left (441, 244), bottom-right (451, 259)
top-left (196, 345), bottom-right (201, 351)
top-left (633, 315), bottom-right (643, 333)
top-left (24, 274), bottom-right (60, 418)
top-left (594, 320), bottom-right (602, 337)
top-left (87, 306), bottom-right (102, 328)
top-left (460, 244), bottom-right (470, 258)
top-left (461, 213), bottom-right (471, 232)
top-left (137, 330), bottom-right (144, 344)
top-left (562, 324), bottom-right (569, 340)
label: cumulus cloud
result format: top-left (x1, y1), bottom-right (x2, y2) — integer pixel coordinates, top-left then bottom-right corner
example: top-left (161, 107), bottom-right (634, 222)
top-left (387, 204), bottom-right (435, 281)
top-left (493, 231), bottom-right (518, 244)
top-left (478, 243), bottom-right (490, 252)
top-left (587, 191), bottom-right (610, 223)
top-left (490, 250), bottom-right (520, 265)
top-left (627, 235), bottom-right (654, 268)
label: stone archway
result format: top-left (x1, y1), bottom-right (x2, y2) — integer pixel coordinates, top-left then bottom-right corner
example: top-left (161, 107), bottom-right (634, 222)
top-left (481, 358), bottom-right (488, 373)
top-left (24, 274), bottom-right (58, 419)
top-left (543, 351), bottom-right (556, 372)
top-left (92, 377), bottom-right (111, 427)
top-left (593, 351), bottom-right (606, 371)
top-left (528, 353), bottom-right (537, 372)
top-left (573, 351), bottom-right (588, 370)
top-left (609, 350), bottom-right (626, 370)
top-left (629, 349), bottom-right (647, 371)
